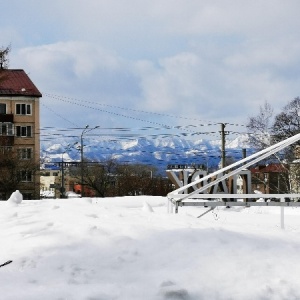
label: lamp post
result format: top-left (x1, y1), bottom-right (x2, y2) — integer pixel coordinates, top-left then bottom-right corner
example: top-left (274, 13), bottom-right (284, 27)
top-left (80, 125), bottom-right (99, 197)
top-left (60, 143), bottom-right (74, 198)
top-left (61, 152), bottom-right (65, 198)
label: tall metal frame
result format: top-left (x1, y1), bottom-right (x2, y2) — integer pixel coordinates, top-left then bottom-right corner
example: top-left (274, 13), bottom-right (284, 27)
top-left (167, 133), bottom-right (300, 220)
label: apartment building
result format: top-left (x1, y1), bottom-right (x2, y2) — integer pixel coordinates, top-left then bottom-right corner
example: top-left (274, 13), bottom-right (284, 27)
top-left (0, 69), bottom-right (42, 199)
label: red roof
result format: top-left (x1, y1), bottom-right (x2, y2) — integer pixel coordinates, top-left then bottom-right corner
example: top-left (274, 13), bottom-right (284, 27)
top-left (250, 164), bottom-right (288, 173)
top-left (0, 69), bottom-right (42, 97)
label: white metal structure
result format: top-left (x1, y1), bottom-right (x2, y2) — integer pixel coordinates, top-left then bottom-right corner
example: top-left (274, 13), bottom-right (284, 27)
top-left (167, 133), bottom-right (300, 228)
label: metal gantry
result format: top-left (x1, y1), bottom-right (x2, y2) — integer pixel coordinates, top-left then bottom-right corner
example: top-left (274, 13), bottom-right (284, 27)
top-left (167, 133), bottom-right (300, 228)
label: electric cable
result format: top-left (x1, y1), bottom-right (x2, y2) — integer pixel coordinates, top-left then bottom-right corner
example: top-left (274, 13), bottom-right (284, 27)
top-left (44, 93), bottom-right (247, 128)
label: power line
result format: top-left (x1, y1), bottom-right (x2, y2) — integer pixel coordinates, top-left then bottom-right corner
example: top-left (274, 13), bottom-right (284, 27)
top-left (39, 93), bottom-right (251, 147)
top-left (44, 93), bottom-right (172, 129)
top-left (44, 93), bottom-right (247, 127)
top-left (41, 102), bottom-right (80, 128)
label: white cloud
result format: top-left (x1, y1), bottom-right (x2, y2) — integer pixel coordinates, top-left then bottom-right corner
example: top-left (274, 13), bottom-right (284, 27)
top-left (3, 0), bottom-right (300, 131)
top-left (15, 41), bottom-right (122, 79)
top-left (136, 53), bottom-right (204, 112)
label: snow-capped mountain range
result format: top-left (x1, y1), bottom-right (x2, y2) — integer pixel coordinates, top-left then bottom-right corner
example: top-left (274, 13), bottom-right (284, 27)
top-left (41, 134), bottom-right (254, 173)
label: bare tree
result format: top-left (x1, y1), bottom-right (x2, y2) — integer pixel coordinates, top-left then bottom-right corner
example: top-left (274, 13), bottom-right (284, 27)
top-left (0, 45), bottom-right (11, 85)
top-left (116, 164), bottom-right (156, 196)
top-left (70, 159), bottom-right (118, 197)
top-left (272, 97), bottom-right (300, 149)
top-left (0, 149), bottom-right (40, 199)
top-left (0, 45), bottom-right (11, 70)
top-left (248, 97), bottom-right (300, 194)
top-left (248, 98), bottom-right (300, 151)
top-left (70, 158), bottom-right (170, 197)
top-left (247, 101), bottom-right (274, 150)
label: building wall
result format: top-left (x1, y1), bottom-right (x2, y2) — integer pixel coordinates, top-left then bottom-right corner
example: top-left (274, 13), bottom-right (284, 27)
top-left (40, 169), bottom-right (60, 198)
top-left (0, 96), bottom-right (40, 199)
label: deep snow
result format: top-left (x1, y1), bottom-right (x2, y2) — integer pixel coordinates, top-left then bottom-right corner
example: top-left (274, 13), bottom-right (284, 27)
top-left (1, 195), bottom-right (300, 300)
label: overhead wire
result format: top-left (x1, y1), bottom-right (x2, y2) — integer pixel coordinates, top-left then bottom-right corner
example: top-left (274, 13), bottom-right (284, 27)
top-left (41, 103), bottom-right (80, 128)
top-left (40, 92), bottom-right (251, 167)
top-left (43, 92), bottom-right (247, 129)
top-left (44, 93), bottom-right (173, 129)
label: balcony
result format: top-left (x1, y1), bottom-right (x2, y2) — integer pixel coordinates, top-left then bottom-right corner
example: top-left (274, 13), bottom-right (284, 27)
top-left (0, 136), bottom-right (14, 146)
top-left (0, 114), bottom-right (13, 123)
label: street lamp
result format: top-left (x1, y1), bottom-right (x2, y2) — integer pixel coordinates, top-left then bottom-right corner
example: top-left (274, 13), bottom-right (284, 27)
top-left (61, 151), bottom-right (65, 198)
top-left (80, 125), bottom-right (99, 197)
top-left (60, 143), bottom-right (75, 198)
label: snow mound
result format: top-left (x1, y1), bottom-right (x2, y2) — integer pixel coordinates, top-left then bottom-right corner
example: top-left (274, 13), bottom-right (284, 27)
top-left (7, 190), bottom-right (23, 205)
top-left (1, 196), bottom-right (300, 299)
top-left (142, 201), bottom-right (154, 212)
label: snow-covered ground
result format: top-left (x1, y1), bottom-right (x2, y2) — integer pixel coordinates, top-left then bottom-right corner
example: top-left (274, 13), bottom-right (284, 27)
top-left (1, 194), bottom-right (300, 300)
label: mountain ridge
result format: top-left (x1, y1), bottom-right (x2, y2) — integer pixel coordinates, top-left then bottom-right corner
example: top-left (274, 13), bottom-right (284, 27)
top-left (41, 134), bottom-right (254, 172)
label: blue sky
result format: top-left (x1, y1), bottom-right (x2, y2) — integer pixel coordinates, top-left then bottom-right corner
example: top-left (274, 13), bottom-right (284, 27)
top-left (2, 0), bottom-right (300, 142)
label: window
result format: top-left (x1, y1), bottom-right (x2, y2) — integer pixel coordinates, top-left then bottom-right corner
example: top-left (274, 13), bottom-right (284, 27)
top-left (0, 104), bottom-right (6, 114)
top-left (22, 193), bottom-right (32, 200)
top-left (20, 171), bottom-right (33, 182)
top-left (0, 146), bottom-right (12, 154)
top-left (41, 172), bottom-right (50, 176)
top-left (0, 123), bottom-right (14, 136)
top-left (16, 104), bottom-right (32, 115)
top-left (16, 126), bottom-right (32, 137)
top-left (18, 148), bottom-right (33, 159)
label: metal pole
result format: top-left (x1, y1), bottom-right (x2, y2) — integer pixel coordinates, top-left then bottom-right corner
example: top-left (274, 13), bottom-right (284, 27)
top-left (242, 148), bottom-right (246, 160)
top-left (61, 154), bottom-right (64, 198)
top-left (197, 207), bottom-right (215, 218)
top-left (80, 125), bottom-right (88, 198)
top-left (80, 125), bottom-right (99, 198)
top-left (175, 201), bottom-right (178, 214)
top-left (221, 123), bottom-right (226, 169)
top-left (280, 197), bottom-right (285, 230)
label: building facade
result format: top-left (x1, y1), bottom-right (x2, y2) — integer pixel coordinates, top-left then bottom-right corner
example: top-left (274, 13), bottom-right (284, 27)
top-left (40, 166), bottom-right (60, 198)
top-left (250, 164), bottom-right (289, 194)
top-left (0, 69), bottom-right (42, 199)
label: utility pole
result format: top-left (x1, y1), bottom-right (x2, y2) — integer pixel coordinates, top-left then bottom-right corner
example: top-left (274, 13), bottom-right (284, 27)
top-left (60, 143), bottom-right (73, 198)
top-left (242, 148), bottom-right (246, 159)
top-left (80, 125), bottom-right (99, 198)
top-left (61, 154), bottom-right (65, 198)
top-left (220, 123), bottom-right (227, 169)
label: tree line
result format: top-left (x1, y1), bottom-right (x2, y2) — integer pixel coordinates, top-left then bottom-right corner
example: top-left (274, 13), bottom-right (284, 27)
top-left (67, 159), bottom-right (173, 197)
top-left (247, 97), bottom-right (300, 156)
top-left (247, 97), bottom-right (300, 193)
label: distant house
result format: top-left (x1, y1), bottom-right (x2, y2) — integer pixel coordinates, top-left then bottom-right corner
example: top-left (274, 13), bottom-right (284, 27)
top-left (0, 69), bottom-right (42, 199)
top-left (289, 145), bottom-right (300, 194)
top-left (40, 166), bottom-right (60, 198)
top-left (250, 164), bottom-right (289, 194)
